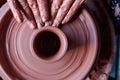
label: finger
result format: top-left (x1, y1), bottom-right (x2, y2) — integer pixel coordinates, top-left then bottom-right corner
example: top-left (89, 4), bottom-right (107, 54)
top-left (27, 0), bottom-right (43, 28)
top-left (7, 0), bottom-right (23, 23)
top-left (52, 0), bottom-right (75, 27)
top-left (62, 0), bottom-right (85, 24)
top-left (48, 0), bottom-right (53, 5)
top-left (44, 21), bottom-right (50, 26)
top-left (18, 0), bottom-right (37, 29)
top-left (37, 0), bottom-right (49, 22)
top-left (49, 0), bottom-right (63, 25)
top-left (50, 0), bottom-right (53, 3)
top-left (45, 0), bottom-right (53, 26)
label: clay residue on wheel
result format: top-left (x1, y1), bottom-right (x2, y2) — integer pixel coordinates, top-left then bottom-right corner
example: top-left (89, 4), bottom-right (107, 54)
top-left (0, 5), bottom-right (98, 80)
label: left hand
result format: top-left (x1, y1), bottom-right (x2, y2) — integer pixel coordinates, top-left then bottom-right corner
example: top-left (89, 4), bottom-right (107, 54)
top-left (7, 0), bottom-right (50, 29)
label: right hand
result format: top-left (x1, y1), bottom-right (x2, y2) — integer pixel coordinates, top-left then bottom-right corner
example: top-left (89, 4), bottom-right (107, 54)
top-left (49, 0), bottom-right (86, 27)
top-left (7, 0), bottom-right (50, 29)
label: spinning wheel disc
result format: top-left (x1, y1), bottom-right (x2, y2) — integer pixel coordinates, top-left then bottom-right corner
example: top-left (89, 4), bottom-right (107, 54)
top-left (0, 5), bottom-right (98, 79)
top-left (1, 2), bottom-right (114, 80)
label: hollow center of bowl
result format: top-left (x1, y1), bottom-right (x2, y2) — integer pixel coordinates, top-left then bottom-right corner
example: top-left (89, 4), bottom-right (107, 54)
top-left (33, 31), bottom-right (61, 59)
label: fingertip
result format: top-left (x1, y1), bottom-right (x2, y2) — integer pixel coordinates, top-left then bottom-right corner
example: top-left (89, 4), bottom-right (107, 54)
top-left (62, 20), bottom-right (67, 24)
top-left (15, 16), bottom-right (23, 23)
top-left (52, 19), bottom-right (60, 27)
top-left (42, 18), bottom-right (46, 22)
top-left (52, 23), bottom-right (59, 27)
top-left (30, 23), bottom-right (36, 29)
top-left (48, 21), bottom-right (53, 26)
top-left (62, 15), bottom-right (69, 24)
top-left (45, 21), bottom-right (51, 27)
top-left (52, 23), bottom-right (56, 27)
top-left (42, 16), bottom-right (49, 22)
top-left (29, 21), bottom-right (38, 29)
top-left (37, 22), bottom-right (42, 29)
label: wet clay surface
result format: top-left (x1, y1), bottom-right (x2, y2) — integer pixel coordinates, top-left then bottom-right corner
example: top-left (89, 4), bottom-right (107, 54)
top-left (0, 3), bottom-right (98, 80)
top-left (85, 0), bottom-right (116, 79)
top-left (0, 1), bottom-right (116, 80)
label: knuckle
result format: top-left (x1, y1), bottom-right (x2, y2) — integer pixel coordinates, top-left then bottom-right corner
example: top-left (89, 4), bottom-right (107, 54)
top-left (52, 6), bottom-right (59, 12)
top-left (29, 2), bottom-right (37, 9)
top-left (8, 0), bottom-right (16, 5)
top-left (54, 4), bottom-right (60, 10)
top-left (18, 0), bottom-right (29, 9)
top-left (61, 6), bottom-right (68, 12)
top-left (8, 0), bottom-right (19, 10)
top-left (33, 10), bottom-right (39, 16)
top-left (28, 2), bottom-right (39, 16)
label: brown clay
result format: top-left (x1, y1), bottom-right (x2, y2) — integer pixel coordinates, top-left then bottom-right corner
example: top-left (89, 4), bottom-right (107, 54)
top-left (0, 1), bottom-right (116, 80)
top-left (0, 3), bottom-right (98, 80)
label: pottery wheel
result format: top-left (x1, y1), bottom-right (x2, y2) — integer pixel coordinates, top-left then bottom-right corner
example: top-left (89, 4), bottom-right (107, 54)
top-left (0, 3), bottom-right (98, 80)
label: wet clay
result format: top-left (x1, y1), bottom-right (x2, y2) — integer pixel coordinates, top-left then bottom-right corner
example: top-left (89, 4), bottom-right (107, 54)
top-left (0, 1), bottom-right (116, 80)
top-left (0, 3), bottom-right (98, 80)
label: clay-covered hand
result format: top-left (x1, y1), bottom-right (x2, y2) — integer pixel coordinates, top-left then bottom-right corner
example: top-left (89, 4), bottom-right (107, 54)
top-left (50, 0), bottom-right (86, 27)
top-left (7, 0), bottom-right (50, 29)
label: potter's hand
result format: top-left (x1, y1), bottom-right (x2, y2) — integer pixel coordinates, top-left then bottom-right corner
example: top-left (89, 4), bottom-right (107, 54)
top-left (7, 0), bottom-right (50, 29)
top-left (50, 0), bottom-right (86, 27)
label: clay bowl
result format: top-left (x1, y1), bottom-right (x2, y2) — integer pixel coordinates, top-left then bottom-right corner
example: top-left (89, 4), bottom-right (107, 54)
top-left (32, 26), bottom-right (68, 62)
top-left (0, 2), bottom-right (115, 80)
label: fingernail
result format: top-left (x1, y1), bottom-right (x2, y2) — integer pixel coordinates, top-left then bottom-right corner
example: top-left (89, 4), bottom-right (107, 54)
top-left (49, 21), bottom-right (53, 26)
top-left (62, 17), bottom-right (69, 24)
top-left (37, 22), bottom-right (42, 29)
top-left (52, 23), bottom-right (56, 27)
top-left (30, 23), bottom-right (36, 29)
top-left (42, 18), bottom-right (46, 22)
top-left (52, 20), bottom-right (59, 27)
top-left (45, 21), bottom-right (50, 27)
top-left (62, 20), bottom-right (66, 24)
top-left (52, 23), bottom-right (59, 27)
top-left (16, 16), bottom-right (22, 23)
top-left (42, 16), bottom-right (48, 22)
